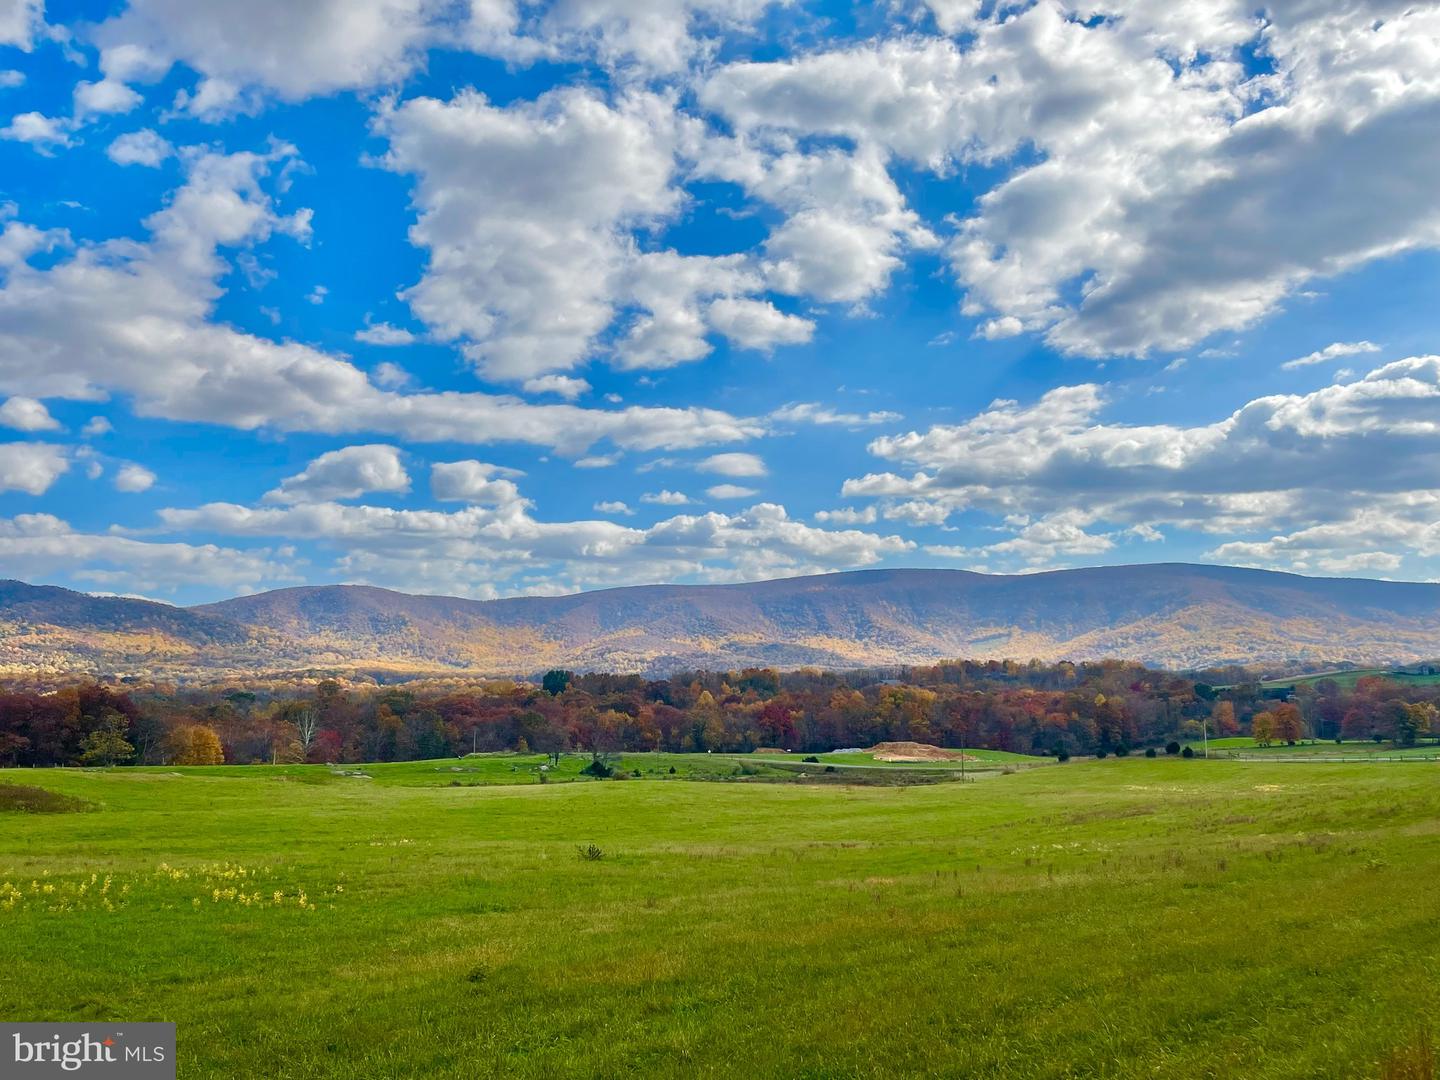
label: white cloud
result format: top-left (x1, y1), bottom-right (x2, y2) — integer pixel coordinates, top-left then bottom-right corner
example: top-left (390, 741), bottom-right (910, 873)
top-left (705, 297), bottom-right (813, 351)
top-left (593, 500), bottom-right (633, 516)
top-left (641, 489), bottom-right (692, 505)
top-left (522, 374), bottom-right (591, 400)
top-left (0, 512), bottom-right (292, 594)
top-left (74, 78), bottom-right (142, 118)
top-left (354, 321), bottom-right (416, 346)
top-left (698, 452), bottom-right (766, 477)
top-left (706, 483), bottom-right (757, 499)
top-left (844, 355), bottom-right (1440, 572)
top-left (771, 402), bottom-right (900, 427)
top-left (376, 87), bottom-right (689, 381)
top-left (94, 0), bottom-right (443, 116)
top-left (814, 506), bottom-right (876, 525)
top-left (266, 445), bottom-right (409, 504)
top-left (0, 70), bottom-right (25, 89)
top-left (152, 493), bottom-right (914, 597)
top-left (573, 453), bottom-right (619, 469)
top-left (81, 416), bottom-right (112, 438)
top-left (0, 442), bottom-right (67, 494)
top-left (0, 395), bottom-right (59, 431)
top-left (1282, 340), bottom-right (1382, 370)
top-left (430, 459), bottom-right (523, 506)
top-left (701, 3), bottom-right (1440, 358)
top-left (0, 0), bottom-right (43, 50)
top-left (306, 284), bottom-right (328, 305)
top-left (0, 111), bottom-right (71, 152)
top-left (0, 147), bottom-right (764, 457)
top-left (113, 462), bottom-right (157, 493)
top-left (107, 128), bottom-right (174, 167)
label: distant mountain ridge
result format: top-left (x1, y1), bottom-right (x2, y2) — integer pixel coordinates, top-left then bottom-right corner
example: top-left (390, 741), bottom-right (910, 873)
top-left (2, 563), bottom-right (1439, 679)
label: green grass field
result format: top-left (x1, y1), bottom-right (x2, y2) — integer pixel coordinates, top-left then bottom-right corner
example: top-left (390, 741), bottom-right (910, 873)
top-left (3, 756), bottom-right (1438, 1078)
top-left (1254, 667), bottom-right (1440, 690)
top-left (1205, 737), bottom-right (1440, 758)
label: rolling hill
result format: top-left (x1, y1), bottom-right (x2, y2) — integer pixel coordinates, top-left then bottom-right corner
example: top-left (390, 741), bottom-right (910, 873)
top-left (2, 563), bottom-right (1439, 679)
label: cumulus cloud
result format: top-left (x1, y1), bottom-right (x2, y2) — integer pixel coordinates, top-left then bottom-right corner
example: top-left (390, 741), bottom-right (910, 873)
top-left (0, 395), bottom-right (59, 431)
top-left (107, 128), bottom-right (174, 167)
top-left (265, 445), bottom-right (409, 504)
top-left (93, 0), bottom-right (443, 117)
top-left (641, 489), bottom-right (692, 505)
top-left (354, 321), bottom-right (415, 346)
top-left (522, 374), bottom-right (591, 400)
top-left (706, 483), bottom-right (757, 499)
top-left (430, 459), bottom-right (523, 506)
top-left (0, 111), bottom-right (71, 152)
top-left (593, 499), bottom-right (633, 516)
top-left (700, 2), bottom-right (1440, 359)
top-left (0, 512), bottom-right (291, 594)
top-left (0, 0), bottom-right (43, 50)
top-left (0, 442), bottom-right (67, 494)
top-left (697, 452), bottom-right (766, 477)
top-left (113, 462), bottom-right (157, 493)
top-left (151, 491), bottom-right (913, 596)
top-left (74, 78), bottom-right (142, 118)
top-left (843, 355), bottom-right (1440, 571)
top-left (0, 146), bottom-right (764, 456)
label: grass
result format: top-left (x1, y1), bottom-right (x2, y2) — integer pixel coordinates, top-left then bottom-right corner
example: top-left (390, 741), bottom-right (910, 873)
top-left (2, 756), bottom-right (1438, 1078)
top-left (1205, 737), bottom-right (1440, 758)
top-left (0, 781), bottom-right (94, 813)
top-left (1255, 667), bottom-right (1440, 690)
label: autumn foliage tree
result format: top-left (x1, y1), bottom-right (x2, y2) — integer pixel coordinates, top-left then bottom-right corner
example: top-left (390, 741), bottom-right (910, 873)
top-left (165, 724), bottom-right (225, 765)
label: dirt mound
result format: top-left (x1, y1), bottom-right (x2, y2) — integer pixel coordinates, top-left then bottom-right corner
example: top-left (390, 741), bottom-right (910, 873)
top-left (869, 741), bottom-right (976, 763)
top-left (752, 747), bottom-right (789, 754)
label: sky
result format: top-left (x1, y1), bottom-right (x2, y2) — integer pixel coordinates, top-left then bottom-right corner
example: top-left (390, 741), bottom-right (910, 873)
top-left (0, 0), bottom-right (1438, 604)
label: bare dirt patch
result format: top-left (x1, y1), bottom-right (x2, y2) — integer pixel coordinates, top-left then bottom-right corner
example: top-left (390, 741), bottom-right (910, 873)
top-left (868, 741), bottom-right (977, 762)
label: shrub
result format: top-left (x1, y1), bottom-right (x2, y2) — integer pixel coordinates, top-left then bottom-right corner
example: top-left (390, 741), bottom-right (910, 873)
top-left (1095, 748), bottom-right (1108, 759)
top-left (1115, 744), bottom-right (1131, 757)
top-left (0, 783), bottom-right (93, 814)
top-left (668, 766), bottom-right (676, 774)
top-left (824, 765), bottom-right (836, 773)
top-left (802, 755), bottom-right (820, 763)
top-left (1145, 747), bottom-right (1157, 758)
top-left (1182, 745), bottom-right (1195, 758)
top-left (581, 756), bottom-right (613, 778)
top-left (575, 844), bottom-right (604, 861)
top-left (1057, 748), bottom-right (1071, 762)
top-left (1165, 741), bottom-right (1181, 755)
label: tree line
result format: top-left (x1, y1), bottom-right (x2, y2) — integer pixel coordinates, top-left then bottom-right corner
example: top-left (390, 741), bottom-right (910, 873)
top-left (0, 660), bottom-right (1436, 767)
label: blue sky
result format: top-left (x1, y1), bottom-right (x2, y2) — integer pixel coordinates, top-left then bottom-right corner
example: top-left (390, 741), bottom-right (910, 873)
top-left (1, 0), bottom-right (1439, 603)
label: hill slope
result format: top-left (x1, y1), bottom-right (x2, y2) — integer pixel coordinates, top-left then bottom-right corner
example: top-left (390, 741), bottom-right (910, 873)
top-left (2, 563), bottom-right (1438, 678)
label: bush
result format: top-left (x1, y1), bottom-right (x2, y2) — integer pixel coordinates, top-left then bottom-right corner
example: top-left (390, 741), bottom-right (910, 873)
top-left (575, 844), bottom-right (604, 861)
top-left (802, 755), bottom-right (820, 763)
top-left (668, 766), bottom-right (676, 774)
top-left (1145, 747), bottom-right (1157, 758)
top-left (1095, 748), bottom-right (1108, 759)
top-left (581, 756), bottom-right (614, 778)
top-left (1165, 741), bottom-right (1181, 755)
top-left (824, 765), bottom-right (836, 773)
top-left (1057, 748), bottom-right (1071, 762)
top-left (1181, 745), bottom-right (1195, 758)
top-left (1115, 744), bottom-right (1131, 757)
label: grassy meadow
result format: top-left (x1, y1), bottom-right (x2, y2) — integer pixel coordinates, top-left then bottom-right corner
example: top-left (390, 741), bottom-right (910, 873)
top-left (2, 755), bottom-right (1438, 1078)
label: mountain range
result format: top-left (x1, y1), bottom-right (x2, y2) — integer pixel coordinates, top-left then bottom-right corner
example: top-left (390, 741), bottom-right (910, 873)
top-left (2, 563), bottom-right (1438, 680)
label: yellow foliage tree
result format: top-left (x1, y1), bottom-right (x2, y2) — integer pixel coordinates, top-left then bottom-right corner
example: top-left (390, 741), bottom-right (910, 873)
top-left (165, 724), bottom-right (224, 765)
